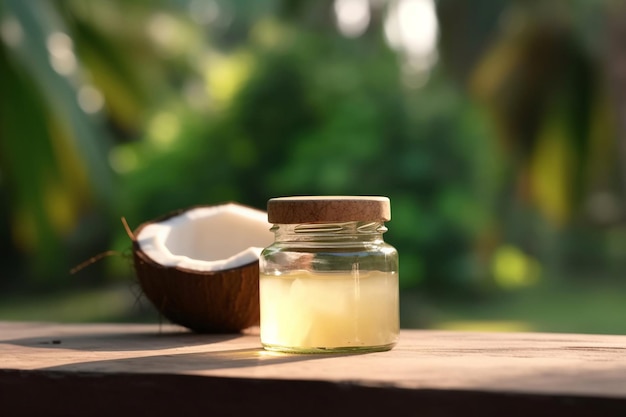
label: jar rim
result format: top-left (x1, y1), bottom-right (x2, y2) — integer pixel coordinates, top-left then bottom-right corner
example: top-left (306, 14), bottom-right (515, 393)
top-left (267, 196), bottom-right (391, 223)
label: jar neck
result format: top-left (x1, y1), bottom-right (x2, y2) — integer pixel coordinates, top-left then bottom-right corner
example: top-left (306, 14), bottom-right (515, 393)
top-left (272, 221), bottom-right (387, 244)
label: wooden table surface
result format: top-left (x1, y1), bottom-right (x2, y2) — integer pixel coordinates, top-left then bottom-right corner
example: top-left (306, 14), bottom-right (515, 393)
top-left (1, 321), bottom-right (625, 416)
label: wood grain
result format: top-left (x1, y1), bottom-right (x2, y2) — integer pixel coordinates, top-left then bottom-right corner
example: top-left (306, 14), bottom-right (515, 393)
top-left (1, 322), bottom-right (626, 416)
top-left (267, 196), bottom-right (391, 223)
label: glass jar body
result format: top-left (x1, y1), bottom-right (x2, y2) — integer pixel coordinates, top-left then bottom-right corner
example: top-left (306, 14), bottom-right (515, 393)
top-left (259, 221), bottom-right (399, 353)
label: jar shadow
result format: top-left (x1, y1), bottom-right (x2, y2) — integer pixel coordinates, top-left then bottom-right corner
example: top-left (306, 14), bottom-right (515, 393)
top-left (41, 347), bottom-right (369, 373)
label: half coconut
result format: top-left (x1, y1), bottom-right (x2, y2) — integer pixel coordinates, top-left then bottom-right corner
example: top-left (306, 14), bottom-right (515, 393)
top-left (131, 203), bottom-right (273, 333)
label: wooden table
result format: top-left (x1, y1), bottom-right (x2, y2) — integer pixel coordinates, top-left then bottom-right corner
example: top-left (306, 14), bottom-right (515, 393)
top-left (1, 321), bottom-right (625, 416)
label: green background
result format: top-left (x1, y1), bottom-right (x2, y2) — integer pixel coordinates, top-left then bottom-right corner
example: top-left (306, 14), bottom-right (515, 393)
top-left (1, 0), bottom-right (625, 333)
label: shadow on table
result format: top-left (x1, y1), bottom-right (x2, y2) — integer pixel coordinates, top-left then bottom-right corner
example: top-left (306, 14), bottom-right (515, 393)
top-left (3, 325), bottom-right (367, 372)
top-left (2, 325), bottom-right (253, 352)
top-left (40, 346), bottom-right (353, 373)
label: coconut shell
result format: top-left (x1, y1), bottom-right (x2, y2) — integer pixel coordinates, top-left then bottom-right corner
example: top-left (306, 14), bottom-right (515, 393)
top-left (130, 206), bottom-right (261, 333)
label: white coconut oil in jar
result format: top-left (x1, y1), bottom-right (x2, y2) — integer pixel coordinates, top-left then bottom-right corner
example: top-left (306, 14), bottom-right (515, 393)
top-left (259, 196), bottom-right (399, 353)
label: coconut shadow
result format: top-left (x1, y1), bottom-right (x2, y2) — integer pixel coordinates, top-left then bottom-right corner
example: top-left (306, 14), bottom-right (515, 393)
top-left (3, 328), bottom-right (249, 352)
top-left (4, 324), bottom-right (369, 373)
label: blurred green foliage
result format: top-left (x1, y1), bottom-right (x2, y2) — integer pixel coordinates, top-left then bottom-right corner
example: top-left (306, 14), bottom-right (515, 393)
top-left (1, 0), bottom-right (625, 303)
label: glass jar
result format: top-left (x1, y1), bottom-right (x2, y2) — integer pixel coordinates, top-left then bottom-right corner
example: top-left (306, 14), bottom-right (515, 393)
top-left (259, 196), bottom-right (399, 353)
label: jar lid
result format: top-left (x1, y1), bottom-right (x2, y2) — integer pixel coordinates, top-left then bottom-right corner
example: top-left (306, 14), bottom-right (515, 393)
top-left (267, 196), bottom-right (391, 223)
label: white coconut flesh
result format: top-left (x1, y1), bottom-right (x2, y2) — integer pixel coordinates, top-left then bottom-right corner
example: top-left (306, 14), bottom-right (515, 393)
top-left (136, 203), bottom-right (274, 272)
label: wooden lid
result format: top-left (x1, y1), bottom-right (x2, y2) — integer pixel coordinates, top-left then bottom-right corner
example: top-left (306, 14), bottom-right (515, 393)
top-left (267, 196), bottom-right (391, 223)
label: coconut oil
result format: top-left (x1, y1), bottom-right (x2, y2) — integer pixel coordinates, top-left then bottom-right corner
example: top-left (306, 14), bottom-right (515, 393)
top-left (260, 271), bottom-right (398, 352)
top-left (259, 196), bottom-right (399, 353)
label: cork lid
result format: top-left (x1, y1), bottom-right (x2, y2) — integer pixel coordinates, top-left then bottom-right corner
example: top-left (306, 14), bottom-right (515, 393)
top-left (267, 196), bottom-right (391, 224)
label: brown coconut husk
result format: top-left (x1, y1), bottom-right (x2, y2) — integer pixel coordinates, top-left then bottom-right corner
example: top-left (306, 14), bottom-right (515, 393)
top-left (129, 206), bottom-right (261, 334)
